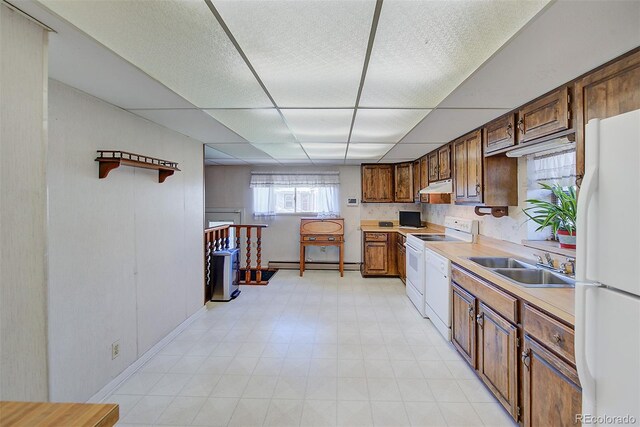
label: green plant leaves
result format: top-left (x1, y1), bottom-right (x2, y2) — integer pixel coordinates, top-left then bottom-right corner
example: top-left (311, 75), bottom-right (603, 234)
top-left (523, 182), bottom-right (577, 236)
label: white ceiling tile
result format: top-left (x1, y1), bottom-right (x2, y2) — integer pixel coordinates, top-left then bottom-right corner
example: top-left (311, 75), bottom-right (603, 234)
top-left (401, 108), bottom-right (510, 143)
top-left (278, 159), bottom-right (314, 165)
top-left (281, 109), bottom-right (353, 142)
top-left (132, 109), bottom-right (246, 144)
top-left (381, 143), bottom-right (442, 160)
top-left (346, 143), bottom-right (394, 160)
top-left (360, 0), bottom-right (548, 107)
top-left (312, 160), bottom-right (346, 165)
top-left (438, 1), bottom-right (640, 108)
top-left (204, 109), bottom-right (295, 143)
top-left (210, 159), bottom-right (250, 165)
top-left (39, 0), bottom-right (271, 108)
top-left (213, 0), bottom-right (375, 107)
top-left (205, 145), bottom-right (234, 159)
top-left (302, 143), bottom-right (347, 160)
top-left (252, 143), bottom-right (309, 160)
top-left (208, 143), bottom-right (272, 159)
top-left (351, 109), bottom-right (430, 143)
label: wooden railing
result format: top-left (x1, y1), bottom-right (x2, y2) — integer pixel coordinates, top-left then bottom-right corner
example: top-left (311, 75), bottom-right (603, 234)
top-left (204, 224), bottom-right (269, 288)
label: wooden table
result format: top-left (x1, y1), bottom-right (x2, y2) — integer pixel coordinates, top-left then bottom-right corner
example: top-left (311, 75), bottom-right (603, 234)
top-left (0, 401), bottom-right (119, 427)
top-left (300, 217), bottom-right (345, 277)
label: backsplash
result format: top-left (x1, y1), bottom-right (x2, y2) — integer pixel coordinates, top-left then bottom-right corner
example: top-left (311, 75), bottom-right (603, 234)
top-left (361, 202), bottom-right (422, 220)
top-left (422, 158), bottom-right (530, 244)
top-left (422, 203), bottom-right (528, 244)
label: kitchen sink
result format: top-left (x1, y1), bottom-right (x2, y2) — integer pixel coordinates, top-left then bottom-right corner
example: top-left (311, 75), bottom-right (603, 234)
top-left (493, 268), bottom-right (575, 288)
top-left (467, 257), bottom-right (534, 269)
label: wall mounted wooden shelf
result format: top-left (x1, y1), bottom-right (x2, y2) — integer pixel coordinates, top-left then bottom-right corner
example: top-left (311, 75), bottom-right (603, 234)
top-left (95, 151), bottom-right (180, 183)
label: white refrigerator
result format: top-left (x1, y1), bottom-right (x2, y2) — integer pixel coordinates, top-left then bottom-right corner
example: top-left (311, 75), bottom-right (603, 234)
top-left (576, 109), bottom-right (640, 425)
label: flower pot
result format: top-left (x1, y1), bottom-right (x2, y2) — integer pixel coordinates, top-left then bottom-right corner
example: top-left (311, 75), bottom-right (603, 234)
top-left (557, 229), bottom-right (576, 249)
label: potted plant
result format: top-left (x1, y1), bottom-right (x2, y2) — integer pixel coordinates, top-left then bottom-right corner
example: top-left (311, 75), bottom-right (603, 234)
top-left (523, 183), bottom-right (577, 249)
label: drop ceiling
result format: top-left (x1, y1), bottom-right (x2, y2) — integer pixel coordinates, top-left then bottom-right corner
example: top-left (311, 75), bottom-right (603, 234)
top-left (28, 0), bottom-right (640, 165)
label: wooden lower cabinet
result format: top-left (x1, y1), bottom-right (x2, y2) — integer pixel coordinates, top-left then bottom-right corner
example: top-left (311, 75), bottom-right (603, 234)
top-left (396, 239), bottom-right (406, 283)
top-left (477, 303), bottom-right (519, 419)
top-left (362, 232), bottom-right (397, 277)
top-left (522, 336), bottom-right (582, 427)
top-left (451, 283), bottom-right (477, 367)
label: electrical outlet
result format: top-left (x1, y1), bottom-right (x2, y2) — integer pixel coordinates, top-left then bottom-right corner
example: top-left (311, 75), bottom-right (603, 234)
top-left (112, 341), bottom-right (120, 360)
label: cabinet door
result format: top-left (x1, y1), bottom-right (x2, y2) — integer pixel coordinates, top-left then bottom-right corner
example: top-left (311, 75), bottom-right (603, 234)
top-left (465, 131), bottom-right (483, 202)
top-left (521, 336), bottom-right (582, 427)
top-left (361, 165), bottom-right (394, 202)
top-left (364, 242), bottom-right (388, 275)
top-left (518, 87), bottom-right (570, 143)
top-left (419, 156), bottom-right (429, 203)
top-left (438, 144), bottom-right (451, 180)
top-left (396, 242), bottom-right (406, 283)
top-left (428, 152), bottom-right (439, 183)
top-left (394, 162), bottom-right (413, 202)
top-left (477, 303), bottom-right (519, 420)
top-left (451, 283), bottom-right (477, 367)
top-left (453, 139), bottom-right (467, 200)
top-left (575, 50), bottom-right (640, 186)
top-left (484, 113), bottom-right (516, 155)
top-left (412, 159), bottom-right (421, 202)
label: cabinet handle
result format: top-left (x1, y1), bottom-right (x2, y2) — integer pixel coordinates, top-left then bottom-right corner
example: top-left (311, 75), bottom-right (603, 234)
top-left (308, 237), bottom-right (316, 241)
top-left (328, 237), bottom-right (335, 241)
top-left (521, 349), bottom-right (531, 370)
top-left (475, 183), bottom-right (481, 193)
top-left (468, 305), bottom-right (474, 318)
top-left (506, 123), bottom-right (513, 138)
top-left (476, 313), bottom-right (484, 328)
top-left (517, 118), bottom-right (525, 134)
top-left (552, 333), bottom-right (562, 343)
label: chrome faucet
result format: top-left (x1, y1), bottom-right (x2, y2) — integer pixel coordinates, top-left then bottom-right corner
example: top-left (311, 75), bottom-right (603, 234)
top-left (535, 252), bottom-right (555, 269)
top-left (535, 252), bottom-right (575, 277)
top-left (561, 257), bottom-right (576, 276)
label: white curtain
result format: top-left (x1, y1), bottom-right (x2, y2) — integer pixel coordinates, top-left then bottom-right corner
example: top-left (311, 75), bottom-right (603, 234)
top-left (250, 172), bottom-right (340, 217)
top-left (530, 149), bottom-right (577, 187)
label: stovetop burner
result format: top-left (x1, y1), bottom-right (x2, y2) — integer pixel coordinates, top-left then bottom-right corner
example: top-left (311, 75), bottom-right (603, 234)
top-left (410, 234), bottom-right (463, 242)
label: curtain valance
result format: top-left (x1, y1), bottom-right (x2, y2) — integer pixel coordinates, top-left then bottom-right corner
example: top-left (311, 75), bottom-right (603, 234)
top-left (250, 171), bottom-right (339, 188)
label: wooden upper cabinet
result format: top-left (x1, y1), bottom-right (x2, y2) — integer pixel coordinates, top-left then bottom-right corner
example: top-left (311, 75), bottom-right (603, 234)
top-left (412, 159), bottom-right (421, 202)
top-left (452, 283), bottom-right (477, 368)
top-left (438, 144), bottom-right (451, 180)
top-left (394, 162), bottom-right (413, 203)
top-left (427, 152), bottom-right (439, 182)
top-left (477, 303), bottom-right (519, 420)
top-left (361, 164), bottom-right (394, 203)
top-left (419, 156), bottom-right (428, 203)
top-left (575, 48), bottom-right (640, 186)
top-left (484, 113), bottom-right (516, 155)
top-left (453, 130), bottom-right (483, 204)
top-left (521, 336), bottom-right (582, 427)
top-left (518, 86), bottom-right (571, 143)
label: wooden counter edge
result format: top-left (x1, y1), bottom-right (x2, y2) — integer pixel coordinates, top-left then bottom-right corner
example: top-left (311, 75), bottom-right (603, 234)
top-left (0, 401), bottom-right (119, 427)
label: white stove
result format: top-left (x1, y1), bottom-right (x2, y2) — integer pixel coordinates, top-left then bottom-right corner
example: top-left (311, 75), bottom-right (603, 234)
top-left (404, 217), bottom-right (478, 334)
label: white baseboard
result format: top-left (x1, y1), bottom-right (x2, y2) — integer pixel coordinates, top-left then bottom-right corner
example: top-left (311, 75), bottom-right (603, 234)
top-left (86, 305), bottom-right (208, 403)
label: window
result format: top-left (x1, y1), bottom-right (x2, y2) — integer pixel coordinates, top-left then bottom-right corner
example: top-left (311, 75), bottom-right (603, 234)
top-left (250, 172), bottom-right (340, 216)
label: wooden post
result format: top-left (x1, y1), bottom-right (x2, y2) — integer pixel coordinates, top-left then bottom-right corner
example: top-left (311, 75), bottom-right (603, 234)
top-left (245, 227), bottom-right (252, 284)
top-left (256, 227), bottom-right (262, 283)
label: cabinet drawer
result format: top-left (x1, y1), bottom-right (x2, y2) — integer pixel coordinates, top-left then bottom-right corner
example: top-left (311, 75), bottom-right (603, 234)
top-left (364, 232), bottom-right (388, 242)
top-left (451, 266), bottom-right (518, 323)
top-left (302, 235), bottom-right (343, 243)
top-left (524, 304), bottom-right (575, 365)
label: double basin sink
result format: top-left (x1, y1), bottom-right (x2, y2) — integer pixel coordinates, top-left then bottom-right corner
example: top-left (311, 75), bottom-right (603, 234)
top-left (466, 257), bottom-right (575, 288)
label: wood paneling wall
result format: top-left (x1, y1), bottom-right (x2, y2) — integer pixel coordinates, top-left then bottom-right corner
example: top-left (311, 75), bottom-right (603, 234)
top-left (0, 4), bottom-right (50, 401)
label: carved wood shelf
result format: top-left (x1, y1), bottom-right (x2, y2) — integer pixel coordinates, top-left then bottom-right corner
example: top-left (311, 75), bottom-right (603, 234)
top-left (95, 150), bottom-right (180, 183)
top-left (474, 206), bottom-right (509, 218)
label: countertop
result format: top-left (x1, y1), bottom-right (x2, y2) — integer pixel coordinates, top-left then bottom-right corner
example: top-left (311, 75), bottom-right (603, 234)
top-left (423, 241), bottom-right (575, 325)
top-left (0, 401), bottom-right (119, 427)
top-left (359, 222), bottom-right (575, 324)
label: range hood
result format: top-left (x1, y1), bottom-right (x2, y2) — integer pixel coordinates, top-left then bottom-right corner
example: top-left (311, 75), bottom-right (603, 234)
top-left (419, 179), bottom-right (453, 194)
top-left (506, 131), bottom-right (575, 158)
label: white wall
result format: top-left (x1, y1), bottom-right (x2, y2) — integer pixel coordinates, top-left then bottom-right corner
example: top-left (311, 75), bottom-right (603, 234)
top-left (46, 80), bottom-right (204, 402)
top-left (0, 4), bottom-right (50, 401)
top-left (422, 157), bottom-right (529, 244)
top-left (205, 166), bottom-right (363, 264)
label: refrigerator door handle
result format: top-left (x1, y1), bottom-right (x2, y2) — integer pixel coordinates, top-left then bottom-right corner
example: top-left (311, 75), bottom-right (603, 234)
top-left (575, 280), bottom-right (600, 417)
top-left (576, 167), bottom-right (597, 282)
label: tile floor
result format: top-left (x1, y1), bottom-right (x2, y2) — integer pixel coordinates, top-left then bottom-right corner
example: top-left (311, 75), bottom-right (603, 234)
top-left (110, 270), bottom-right (516, 427)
